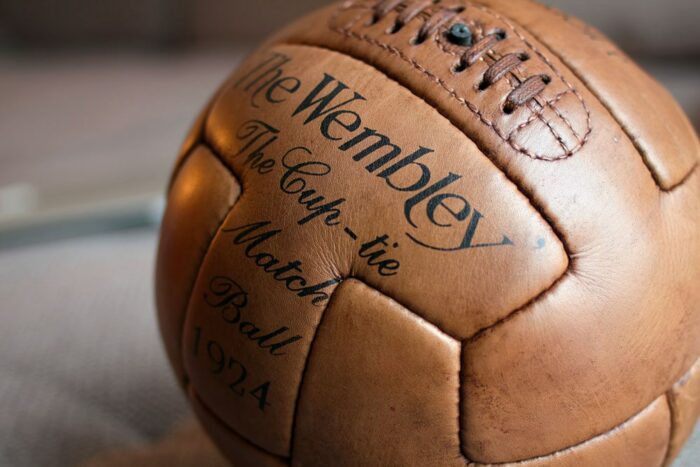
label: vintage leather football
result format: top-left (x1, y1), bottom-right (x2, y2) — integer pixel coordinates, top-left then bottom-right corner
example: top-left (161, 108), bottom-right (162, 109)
top-left (155, 0), bottom-right (700, 465)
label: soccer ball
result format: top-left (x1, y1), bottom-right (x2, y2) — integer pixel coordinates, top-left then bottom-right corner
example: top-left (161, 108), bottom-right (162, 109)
top-left (156, 1), bottom-right (700, 465)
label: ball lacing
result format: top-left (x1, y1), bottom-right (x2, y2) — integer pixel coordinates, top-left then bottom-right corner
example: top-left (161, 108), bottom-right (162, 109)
top-left (367, 0), bottom-right (551, 113)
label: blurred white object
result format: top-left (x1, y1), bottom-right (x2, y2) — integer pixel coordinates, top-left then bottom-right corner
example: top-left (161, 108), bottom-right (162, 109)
top-left (0, 183), bottom-right (39, 216)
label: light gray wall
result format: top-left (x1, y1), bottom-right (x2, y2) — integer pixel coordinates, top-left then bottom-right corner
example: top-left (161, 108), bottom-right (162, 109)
top-left (543, 0), bottom-right (699, 56)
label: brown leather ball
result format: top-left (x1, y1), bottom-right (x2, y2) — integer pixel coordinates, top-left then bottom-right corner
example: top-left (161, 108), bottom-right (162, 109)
top-left (155, 1), bottom-right (700, 465)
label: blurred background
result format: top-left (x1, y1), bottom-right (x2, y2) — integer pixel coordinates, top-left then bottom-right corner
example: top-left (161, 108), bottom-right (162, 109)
top-left (0, 1), bottom-right (698, 466)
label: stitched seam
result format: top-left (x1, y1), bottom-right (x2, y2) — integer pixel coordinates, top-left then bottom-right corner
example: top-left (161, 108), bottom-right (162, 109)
top-left (332, 2), bottom-right (591, 161)
top-left (176, 146), bottom-right (694, 465)
top-left (345, 279), bottom-right (469, 463)
top-left (173, 65), bottom-right (695, 463)
top-left (332, 26), bottom-right (580, 162)
top-left (204, 135), bottom-right (469, 339)
top-left (508, 90), bottom-right (568, 140)
top-left (510, 62), bottom-right (583, 149)
top-left (287, 280), bottom-right (342, 463)
top-left (530, 98), bottom-right (570, 154)
top-left (435, 39), bottom-right (549, 143)
top-left (186, 273), bottom-right (466, 462)
top-left (548, 92), bottom-right (583, 142)
top-left (173, 143), bottom-right (240, 389)
top-left (203, 133), bottom-right (468, 340)
top-left (294, 278), bottom-right (467, 462)
top-left (501, 0), bottom-right (697, 193)
top-left (465, 267), bottom-right (570, 342)
top-left (662, 392), bottom-right (676, 466)
top-left (189, 385), bottom-right (289, 463)
top-left (482, 354), bottom-right (697, 466)
top-left (507, 58), bottom-right (582, 145)
top-left (471, 3), bottom-right (592, 154)
top-left (263, 42), bottom-right (572, 463)
top-left (498, 50), bottom-right (581, 153)
top-left (494, 49), bottom-right (574, 154)
top-left (664, 162), bottom-right (698, 192)
top-left (178, 140), bottom-right (293, 460)
top-left (189, 348), bottom-right (695, 465)
top-left (191, 138), bottom-right (471, 460)
top-left (458, 344), bottom-right (472, 464)
top-left (476, 396), bottom-right (665, 465)
top-left (278, 41), bottom-right (574, 340)
top-left (660, 357), bottom-right (700, 466)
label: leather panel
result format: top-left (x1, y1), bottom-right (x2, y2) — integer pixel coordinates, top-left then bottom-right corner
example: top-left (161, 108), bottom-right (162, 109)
top-left (517, 396), bottom-right (670, 467)
top-left (204, 44), bottom-right (567, 340)
top-left (461, 167), bottom-right (700, 462)
top-left (179, 191), bottom-right (336, 456)
top-left (270, 3), bottom-right (700, 462)
top-left (479, 0), bottom-right (699, 190)
top-left (291, 279), bottom-right (462, 467)
top-left (156, 146), bottom-right (240, 381)
top-left (182, 44), bottom-right (566, 455)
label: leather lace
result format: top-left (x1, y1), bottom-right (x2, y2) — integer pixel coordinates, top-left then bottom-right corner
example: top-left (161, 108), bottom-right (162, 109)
top-left (370, 0), bottom-right (550, 112)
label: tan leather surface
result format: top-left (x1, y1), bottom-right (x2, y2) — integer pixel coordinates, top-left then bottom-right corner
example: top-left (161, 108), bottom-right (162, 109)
top-left (181, 43), bottom-right (568, 456)
top-left (156, 0), bottom-right (700, 465)
top-left (204, 45), bottom-right (568, 340)
top-left (666, 358), bottom-right (700, 464)
top-left (291, 279), bottom-right (462, 466)
top-left (481, 0), bottom-right (698, 190)
top-left (156, 146), bottom-right (240, 380)
top-left (520, 395), bottom-right (671, 467)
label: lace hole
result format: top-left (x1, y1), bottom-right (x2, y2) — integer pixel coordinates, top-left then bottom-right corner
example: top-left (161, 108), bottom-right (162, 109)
top-left (452, 60), bottom-right (468, 73)
top-left (542, 74), bottom-right (552, 84)
top-left (410, 34), bottom-right (427, 45)
top-left (503, 104), bottom-right (515, 114)
top-left (490, 28), bottom-right (507, 41)
top-left (450, 6), bottom-right (466, 13)
top-left (366, 15), bottom-right (380, 26)
top-left (387, 21), bottom-right (403, 34)
top-left (478, 80), bottom-right (490, 91)
top-left (518, 52), bottom-right (530, 62)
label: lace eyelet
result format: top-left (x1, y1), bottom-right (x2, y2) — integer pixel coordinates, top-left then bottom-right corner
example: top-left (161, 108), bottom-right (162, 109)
top-left (490, 28), bottom-right (507, 41)
top-left (410, 34), bottom-right (427, 45)
top-left (452, 60), bottom-right (468, 73)
top-left (387, 21), bottom-right (403, 34)
top-left (542, 74), bottom-right (552, 84)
